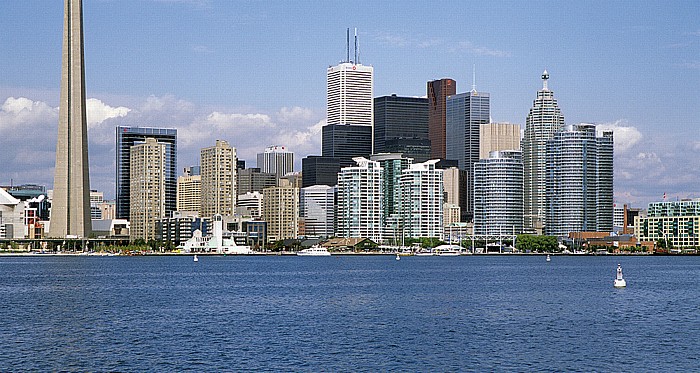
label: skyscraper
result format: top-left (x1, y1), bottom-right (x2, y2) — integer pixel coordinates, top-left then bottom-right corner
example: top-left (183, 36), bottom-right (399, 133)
top-left (129, 138), bottom-right (166, 241)
top-left (301, 156), bottom-right (341, 188)
top-left (200, 140), bottom-right (236, 218)
top-left (445, 90), bottom-right (490, 222)
top-left (479, 122), bottom-right (521, 159)
top-left (300, 185), bottom-right (337, 238)
top-left (427, 78), bottom-right (456, 159)
top-left (262, 185), bottom-right (299, 241)
top-left (336, 157), bottom-right (383, 242)
top-left (474, 151), bottom-right (524, 235)
top-left (523, 70), bottom-right (565, 231)
top-left (322, 124), bottom-right (373, 168)
top-left (370, 153), bottom-right (413, 230)
top-left (399, 160), bottom-right (444, 239)
top-left (373, 95), bottom-right (430, 162)
top-left (236, 168), bottom-right (277, 195)
top-left (327, 62), bottom-right (374, 127)
top-left (545, 124), bottom-right (613, 236)
top-left (177, 173), bottom-right (201, 214)
top-left (256, 145), bottom-right (294, 179)
top-left (50, 0), bottom-right (91, 238)
top-left (116, 126), bottom-right (177, 220)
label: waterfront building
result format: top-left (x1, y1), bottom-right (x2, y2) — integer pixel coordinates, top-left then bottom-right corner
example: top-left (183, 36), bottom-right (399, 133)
top-left (480, 122), bottom-right (521, 159)
top-left (0, 187), bottom-right (25, 239)
top-left (399, 160), bottom-right (444, 239)
top-left (237, 168), bottom-right (277, 195)
top-left (116, 126), bottom-right (177, 220)
top-left (336, 157), bottom-right (383, 242)
top-left (257, 145), bottom-right (294, 179)
top-left (613, 203), bottom-right (641, 234)
top-left (322, 124), bottom-right (373, 168)
top-left (445, 90), bottom-right (490, 221)
top-left (90, 191), bottom-right (103, 220)
top-left (327, 62), bottom-right (374, 127)
top-left (301, 156), bottom-right (341, 187)
top-left (177, 174), bottom-right (201, 214)
top-left (129, 138), bottom-right (166, 241)
top-left (427, 78), bottom-right (457, 159)
top-left (236, 191), bottom-right (263, 218)
top-left (300, 185), bottom-right (337, 238)
top-left (634, 199), bottom-right (700, 248)
top-left (156, 211), bottom-right (209, 246)
top-left (262, 185), bottom-right (299, 241)
top-left (545, 124), bottom-right (614, 236)
top-left (374, 95), bottom-right (430, 162)
top-left (50, 0), bottom-right (91, 238)
top-left (371, 153), bottom-right (413, 228)
top-left (200, 140), bottom-right (236, 218)
top-left (473, 151), bottom-right (524, 235)
top-left (523, 70), bottom-right (565, 231)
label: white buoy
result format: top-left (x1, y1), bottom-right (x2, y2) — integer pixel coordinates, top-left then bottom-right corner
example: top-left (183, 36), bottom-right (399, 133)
top-left (396, 253), bottom-right (400, 261)
top-left (546, 254), bottom-right (551, 262)
top-left (614, 263), bottom-right (626, 288)
top-left (194, 254), bottom-right (199, 262)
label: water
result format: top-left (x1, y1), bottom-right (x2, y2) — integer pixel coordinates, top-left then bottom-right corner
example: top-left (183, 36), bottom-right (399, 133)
top-left (1, 255), bottom-right (698, 371)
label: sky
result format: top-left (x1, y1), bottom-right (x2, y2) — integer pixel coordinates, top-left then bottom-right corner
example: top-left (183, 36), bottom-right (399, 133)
top-left (0, 0), bottom-right (698, 207)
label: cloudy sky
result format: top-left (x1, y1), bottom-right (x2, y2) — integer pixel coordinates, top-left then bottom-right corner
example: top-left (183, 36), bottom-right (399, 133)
top-left (1, 0), bottom-right (698, 206)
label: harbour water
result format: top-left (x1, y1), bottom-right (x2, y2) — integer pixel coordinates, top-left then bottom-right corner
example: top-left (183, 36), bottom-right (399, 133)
top-left (1, 255), bottom-right (698, 371)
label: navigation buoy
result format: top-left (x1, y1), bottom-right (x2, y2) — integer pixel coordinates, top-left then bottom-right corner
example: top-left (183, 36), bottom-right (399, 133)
top-left (614, 263), bottom-right (626, 288)
top-left (546, 254), bottom-right (551, 262)
top-left (194, 254), bottom-right (199, 262)
top-left (396, 253), bottom-right (400, 261)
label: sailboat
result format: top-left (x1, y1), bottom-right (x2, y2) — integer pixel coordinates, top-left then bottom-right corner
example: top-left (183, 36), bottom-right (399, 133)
top-left (614, 263), bottom-right (626, 287)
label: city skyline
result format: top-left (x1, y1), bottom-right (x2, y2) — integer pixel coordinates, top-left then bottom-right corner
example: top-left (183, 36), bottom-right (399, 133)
top-left (1, 1), bottom-right (698, 207)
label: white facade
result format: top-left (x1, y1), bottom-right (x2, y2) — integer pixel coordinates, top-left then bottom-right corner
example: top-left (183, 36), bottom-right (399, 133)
top-left (327, 63), bottom-right (374, 127)
top-left (130, 138), bottom-right (166, 241)
top-left (399, 160), bottom-right (444, 239)
top-left (336, 157), bottom-right (383, 242)
top-left (300, 185), bottom-right (336, 238)
top-left (256, 145), bottom-right (294, 179)
top-left (200, 140), bottom-right (237, 218)
top-left (0, 188), bottom-right (25, 239)
top-left (473, 150), bottom-right (524, 235)
top-left (236, 191), bottom-right (263, 218)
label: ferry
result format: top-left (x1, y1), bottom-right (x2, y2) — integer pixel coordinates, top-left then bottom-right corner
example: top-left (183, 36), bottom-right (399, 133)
top-left (297, 246), bottom-right (331, 256)
top-left (433, 245), bottom-right (462, 256)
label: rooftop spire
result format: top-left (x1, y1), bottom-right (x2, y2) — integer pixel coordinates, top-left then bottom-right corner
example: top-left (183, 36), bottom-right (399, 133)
top-left (542, 69), bottom-right (549, 91)
top-left (471, 64), bottom-right (477, 93)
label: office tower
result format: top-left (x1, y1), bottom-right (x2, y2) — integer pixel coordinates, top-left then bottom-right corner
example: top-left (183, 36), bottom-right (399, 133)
top-left (440, 166), bottom-right (468, 223)
top-left (370, 153), bottom-right (413, 232)
top-left (279, 172), bottom-right (302, 189)
top-left (90, 191), bottom-right (103, 220)
top-left (480, 122), bottom-right (521, 159)
top-left (236, 191), bottom-right (263, 218)
top-left (129, 138), bottom-right (166, 240)
top-left (237, 168), bottom-right (277, 195)
top-left (327, 62), bottom-right (374, 127)
top-left (177, 173), bottom-right (201, 214)
top-left (445, 90), bottom-right (490, 222)
top-left (545, 124), bottom-right (613, 236)
top-left (200, 140), bottom-right (236, 218)
top-left (523, 70), bottom-right (565, 230)
top-left (262, 185), bottom-right (299, 241)
top-left (635, 199), bottom-right (700, 248)
top-left (301, 156), bottom-right (341, 187)
top-left (300, 185), bottom-right (337, 238)
top-left (399, 160), bottom-right (444, 239)
top-left (336, 157), bottom-right (383, 242)
top-left (322, 124), bottom-right (372, 168)
top-left (50, 0), bottom-right (91, 238)
top-left (116, 126), bottom-right (177, 219)
top-left (427, 78), bottom-right (456, 159)
top-left (257, 145), bottom-right (294, 179)
top-left (473, 150), bottom-right (524, 235)
top-left (374, 95), bottom-right (430, 162)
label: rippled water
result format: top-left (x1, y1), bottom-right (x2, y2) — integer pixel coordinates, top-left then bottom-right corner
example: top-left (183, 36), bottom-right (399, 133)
top-left (1, 255), bottom-right (698, 371)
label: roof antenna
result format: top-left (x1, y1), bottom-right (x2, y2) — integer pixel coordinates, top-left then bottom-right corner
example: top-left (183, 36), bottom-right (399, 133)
top-left (354, 28), bottom-right (358, 65)
top-left (346, 28), bottom-right (350, 63)
top-left (542, 69), bottom-right (549, 91)
top-left (471, 64), bottom-right (477, 93)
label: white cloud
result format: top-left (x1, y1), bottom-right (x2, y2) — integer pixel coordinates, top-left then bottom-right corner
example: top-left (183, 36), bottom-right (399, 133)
top-left (277, 106), bottom-right (313, 123)
top-left (455, 41), bottom-right (511, 57)
top-left (86, 98), bottom-right (130, 127)
top-left (595, 120), bottom-right (642, 153)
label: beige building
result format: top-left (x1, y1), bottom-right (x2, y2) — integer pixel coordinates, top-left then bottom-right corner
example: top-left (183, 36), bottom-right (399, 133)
top-left (479, 122), bottom-right (521, 159)
top-left (262, 186), bottom-right (299, 241)
top-left (130, 138), bottom-right (166, 241)
top-left (177, 174), bottom-right (201, 214)
top-left (444, 203), bottom-right (461, 226)
top-left (200, 140), bottom-right (236, 218)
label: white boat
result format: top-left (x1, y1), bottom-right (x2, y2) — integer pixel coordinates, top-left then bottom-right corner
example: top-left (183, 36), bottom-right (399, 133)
top-left (546, 254), bottom-right (551, 262)
top-left (193, 255), bottom-right (199, 262)
top-left (433, 244), bottom-right (461, 256)
top-left (395, 253), bottom-right (400, 261)
top-left (297, 246), bottom-right (331, 256)
top-left (414, 249), bottom-right (434, 256)
top-left (614, 263), bottom-right (626, 288)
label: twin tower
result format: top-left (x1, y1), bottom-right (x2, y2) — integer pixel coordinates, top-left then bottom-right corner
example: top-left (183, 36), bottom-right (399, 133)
top-left (49, 0), bottom-right (92, 238)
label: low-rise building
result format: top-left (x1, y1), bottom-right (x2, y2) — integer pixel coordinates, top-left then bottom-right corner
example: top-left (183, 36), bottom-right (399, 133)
top-left (635, 199), bottom-right (700, 248)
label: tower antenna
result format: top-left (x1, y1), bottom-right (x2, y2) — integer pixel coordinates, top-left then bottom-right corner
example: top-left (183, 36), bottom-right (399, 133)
top-left (354, 28), bottom-right (358, 65)
top-left (346, 28), bottom-right (350, 63)
top-left (542, 69), bottom-right (549, 91)
top-left (471, 64), bottom-right (477, 93)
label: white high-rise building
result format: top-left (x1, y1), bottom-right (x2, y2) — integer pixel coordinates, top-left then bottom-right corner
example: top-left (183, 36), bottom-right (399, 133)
top-left (256, 145), bottom-right (294, 179)
top-left (336, 157), bottom-right (383, 242)
top-left (327, 62), bottom-right (374, 127)
top-left (300, 185), bottom-right (337, 238)
top-left (236, 191), bottom-right (263, 218)
top-left (474, 150), bottom-right (524, 235)
top-left (200, 140), bottom-right (236, 218)
top-left (399, 160), bottom-right (444, 239)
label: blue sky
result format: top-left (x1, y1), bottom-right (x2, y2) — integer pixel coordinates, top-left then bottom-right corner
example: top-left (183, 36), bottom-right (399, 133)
top-left (0, 0), bottom-right (698, 206)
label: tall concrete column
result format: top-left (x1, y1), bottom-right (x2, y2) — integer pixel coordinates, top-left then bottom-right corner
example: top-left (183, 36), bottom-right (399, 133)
top-left (49, 0), bottom-right (91, 238)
